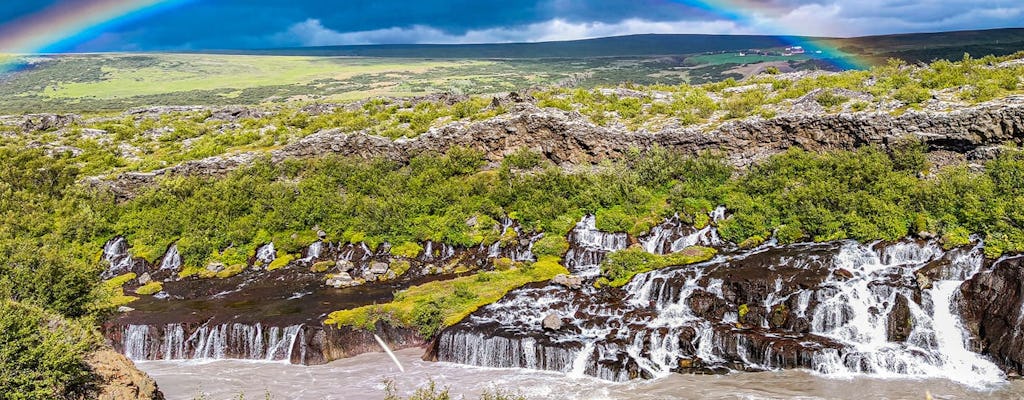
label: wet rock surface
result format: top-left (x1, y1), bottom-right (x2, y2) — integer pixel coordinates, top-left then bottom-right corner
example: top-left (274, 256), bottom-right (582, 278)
top-left (436, 233), bottom-right (1006, 385)
top-left (103, 220), bottom-right (542, 365)
top-left (959, 255), bottom-right (1024, 376)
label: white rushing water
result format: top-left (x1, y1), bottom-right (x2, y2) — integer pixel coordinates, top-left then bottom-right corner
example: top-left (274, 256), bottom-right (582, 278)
top-left (138, 348), bottom-right (1024, 400)
top-left (123, 210), bottom-right (1018, 398)
top-left (437, 211), bottom-right (1009, 389)
top-left (123, 322), bottom-right (306, 363)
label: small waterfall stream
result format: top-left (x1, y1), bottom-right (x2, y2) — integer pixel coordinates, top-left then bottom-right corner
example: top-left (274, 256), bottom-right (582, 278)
top-left (122, 322), bottom-right (307, 363)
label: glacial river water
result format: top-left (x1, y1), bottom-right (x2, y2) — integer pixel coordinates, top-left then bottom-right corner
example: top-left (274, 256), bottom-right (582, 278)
top-left (139, 349), bottom-right (1024, 400)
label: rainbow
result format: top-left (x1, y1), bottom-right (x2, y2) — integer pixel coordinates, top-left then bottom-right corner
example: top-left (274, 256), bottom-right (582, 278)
top-left (0, 0), bottom-right (191, 71)
top-left (0, 0), bottom-right (869, 72)
top-left (669, 0), bottom-right (871, 70)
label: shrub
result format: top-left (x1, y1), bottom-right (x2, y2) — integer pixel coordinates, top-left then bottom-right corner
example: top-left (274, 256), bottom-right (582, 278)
top-left (816, 91), bottom-right (848, 108)
top-left (390, 242), bottom-right (423, 258)
top-left (894, 84), bottom-right (931, 105)
top-left (0, 301), bottom-right (97, 399)
top-left (531, 235), bottom-right (569, 259)
top-left (600, 246), bottom-right (716, 287)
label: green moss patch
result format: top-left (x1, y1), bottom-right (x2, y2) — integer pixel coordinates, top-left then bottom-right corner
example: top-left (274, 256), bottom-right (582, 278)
top-left (599, 246), bottom-right (717, 287)
top-left (215, 264), bottom-right (247, 278)
top-left (134, 281), bottom-right (163, 296)
top-left (267, 253), bottom-right (295, 271)
top-left (390, 242), bottom-right (423, 258)
top-left (324, 256), bottom-right (568, 337)
top-left (311, 261), bottom-right (336, 273)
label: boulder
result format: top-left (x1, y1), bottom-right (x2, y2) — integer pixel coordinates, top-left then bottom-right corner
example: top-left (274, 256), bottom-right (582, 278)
top-left (369, 262), bottom-right (389, 274)
top-left (137, 272), bottom-right (152, 285)
top-left (551, 274), bottom-right (583, 290)
top-left (205, 262), bottom-right (225, 273)
top-left (542, 312), bottom-right (563, 331)
top-left (886, 294), bottom-right (914, 342)
top-left (326, 273), bottom-right (356, 288)
top-left (959, 257), bottom-right (1024, 376)
top-left (337, 260), bottom-right (355, 272)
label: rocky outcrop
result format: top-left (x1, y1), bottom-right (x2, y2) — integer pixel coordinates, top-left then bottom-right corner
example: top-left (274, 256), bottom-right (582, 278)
top-left (92, 96), bottom-right (1024, 196)
top-left (958, 255), bottom-right (1024, 376)
top-left (0, 113), bottom-right (80, 133)
top-left (84, 349), bottom-right (164, 400)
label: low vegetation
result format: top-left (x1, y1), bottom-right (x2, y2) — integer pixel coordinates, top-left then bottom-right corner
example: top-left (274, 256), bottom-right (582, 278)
top-left (325, 256), bottom-right (567, 337)
top-left (383, 379), bottom-right (526, 400)
top-left (3, 51), bottom-right (1024, 398)
top-left (598, 246), bottom-right (718, 287)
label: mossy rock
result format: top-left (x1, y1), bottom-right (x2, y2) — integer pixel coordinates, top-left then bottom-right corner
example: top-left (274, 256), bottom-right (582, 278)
top-left (215, 264), bottom-right (247, 279)
top-left (390, 260), bottom-right (412, 277)
top-left (103, 273), bottom-right (137, 289)
top-left (739, 235), bottom-right (765, 249)
top-left (135, 281), bottom-right (163, 296)
top-left (267, 253), bottom-right (295, 271)
top-left (493, 257), bottom-right (514, 271)
top-left (311, 261), bottom-right (336, 273)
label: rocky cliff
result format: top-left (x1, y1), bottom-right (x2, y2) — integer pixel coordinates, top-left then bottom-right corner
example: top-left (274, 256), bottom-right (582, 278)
top-left (93, 95), bottom-right (1024, 198)
top-left (959, 256), bottom-right (1024, 377)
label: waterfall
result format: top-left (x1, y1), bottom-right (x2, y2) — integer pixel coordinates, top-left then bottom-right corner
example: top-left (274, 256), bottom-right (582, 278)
top-left (101, 237), bottom-right (135, 279)
top-left (565, 215), bottom-right (628, 276)
top-left (123, 325), bottom-right (151, 360)
top-left (120, 322), bottom-right (306, 363)
top-left (159, 244), bottom-right (182, 271)
top-left (300, 242), bottom-right (323, 263)
top-left (255, 243), bottom-right (276, 265)
top-left (437, 235), bottom-right (1007, 387)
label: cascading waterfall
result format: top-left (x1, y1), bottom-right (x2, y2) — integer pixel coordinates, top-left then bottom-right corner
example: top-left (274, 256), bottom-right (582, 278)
top-left (437, 211), bottom-right (1006, 388)
top-left (564, 215), bottom-right (628, 276)
top-left (121, 322), bottom-right (306, 363)
top-left (159, 244), bottom-right (181, 271)
top-left (639, 207), bottom-right (725, 255)
top-left (101, 236), bottom-right (135, 279)
top-left (255, 243), bottom-right (276, 265)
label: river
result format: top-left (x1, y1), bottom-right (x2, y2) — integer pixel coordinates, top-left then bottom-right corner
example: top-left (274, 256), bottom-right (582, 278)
top-left (138, 348), bottom-right (1024, 400)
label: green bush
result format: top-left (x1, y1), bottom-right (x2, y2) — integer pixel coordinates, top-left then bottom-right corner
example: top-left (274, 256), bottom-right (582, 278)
top-left (0, 301), bottom-right (97, 399)
top-left (531, 235), bottom-right (569, 259)
top-left (600, 246), bottom-right (716, 287)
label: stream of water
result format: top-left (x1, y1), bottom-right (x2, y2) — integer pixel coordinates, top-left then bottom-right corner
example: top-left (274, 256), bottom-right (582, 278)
top-left (138, 348), bottom-right (1024, 400)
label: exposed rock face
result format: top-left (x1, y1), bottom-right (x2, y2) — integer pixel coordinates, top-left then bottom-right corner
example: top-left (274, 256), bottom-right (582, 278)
top-left (958, 256), bottom-right (1024, 376)
top-left (85, 349), bottom-right (164, 400)
top-left (7, 113), bottom-right (81, 132)
top-left (551, 274), bottom-right (583, 290)
top-left (542, 312), bottom-right (564, 331)
top-left (94, 97), bottom-right (1024, 196)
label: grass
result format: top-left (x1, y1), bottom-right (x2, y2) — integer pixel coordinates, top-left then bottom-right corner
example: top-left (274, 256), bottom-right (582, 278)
top-left (41, 55), bottom-right (478, 100)
top-left (324, 256), bottom-right (568, 337)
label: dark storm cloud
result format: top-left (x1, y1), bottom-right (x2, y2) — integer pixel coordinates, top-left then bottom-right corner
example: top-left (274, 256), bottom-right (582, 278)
top-left (0, 0), bottom-right (1021, 51)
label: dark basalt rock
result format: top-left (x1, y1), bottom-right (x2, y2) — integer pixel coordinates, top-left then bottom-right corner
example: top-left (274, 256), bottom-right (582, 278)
top-left (886, 293), bottom-right (914, 342)
top-left (959, 256), bottom-right (1024, 376)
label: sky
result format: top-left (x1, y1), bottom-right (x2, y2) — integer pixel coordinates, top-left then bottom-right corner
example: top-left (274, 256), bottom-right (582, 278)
top-left (0, 0), bottom-right (1022, 52)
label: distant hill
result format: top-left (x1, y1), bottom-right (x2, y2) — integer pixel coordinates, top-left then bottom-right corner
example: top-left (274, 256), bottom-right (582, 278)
top-left (827, 28), bottom-right (1024, 63)
top-left (239, 34), bottom-right (805, 58)
top-left (228, 28), bottom-right (1024, 62)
